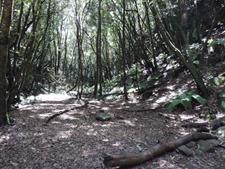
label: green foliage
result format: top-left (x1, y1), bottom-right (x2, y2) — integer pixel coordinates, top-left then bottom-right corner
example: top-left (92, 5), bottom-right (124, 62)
top-left (213, 74), bottom-right (225, 86)
top-left (103, 64), bottom-right (144, 93)
top-left (188, 43), bottom-right (201, 66)
top-left (166, 91), bottom-right (207, 112)
top-left (221, 101), bottom-right (225, 111)
top-left (219, 92), bottom-right (225, 98)
top-left (208, 38), bottom-right (225, 47)
top-left (6, 113), bottom-right (12, 125)
top-left (103, 75), bottom-right (121, 92)
top-left (218, 92), bottom-right (225, 111)
top-left (127, 64), bottom-right (143, 77)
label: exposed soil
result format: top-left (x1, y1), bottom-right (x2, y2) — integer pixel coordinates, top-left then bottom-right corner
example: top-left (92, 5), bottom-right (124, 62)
top-left (0, 94), bottom-right (225, 169)
top-left (1, 67), bottom-right (225, 169)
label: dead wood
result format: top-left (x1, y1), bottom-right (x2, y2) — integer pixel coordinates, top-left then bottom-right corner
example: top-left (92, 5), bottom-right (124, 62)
top-left (123, 108), bottom-right (156, 113)
top-left (159, 113), bottom-right (177, 120)
top-left (182, 116), bottom-right (225, 131)
top-left (103, 132), bottom-right (217, 168)
top-left (45, 101), bottom-right (88, 124)
top-left (181, 122), bottom-right (208, 128)
top-left (101, 92), bottom-right (123, 98)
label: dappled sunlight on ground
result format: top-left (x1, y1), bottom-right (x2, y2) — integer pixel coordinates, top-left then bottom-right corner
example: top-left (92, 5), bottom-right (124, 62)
top-left (0, 134), bottom-right (11, 143)
top-left (179, 114), bottom-right (195, 121)
top-left (26, 93), bottom-right (71, 102)
top-left (178, 129), bottom-right (191, 136)
top-left (112, 141), bottom-right (121, 147)
top-left (157, 159), bottom-right (182, 169)
top-left (1, 91), bottom-right (225, 169)
top-left (55, 130), bottom-right (73, 139)
top-left (122, 119), bottom-right (136, 127)
top-left (86, 128), bottom-right (98, 136)
top-left (37, 113), bottom-right (54, 119)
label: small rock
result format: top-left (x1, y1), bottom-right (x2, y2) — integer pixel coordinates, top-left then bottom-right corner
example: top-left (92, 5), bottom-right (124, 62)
top-left (217, 126), bottom-right (225, 138)
top-left (178, 145), bottom-right (194, 156)
top-left (96, 112), bottom-right (112, 121)
top-left (197, 139), bottom-right (220, 153)
top-left (136, 144), bottom-right (144, 152)
top-left (10, 161), bottom-right (18, 167)
top-left (186, 141), bottom-right (196, 148)
top-left (220, 141), bottom-right (225, 148)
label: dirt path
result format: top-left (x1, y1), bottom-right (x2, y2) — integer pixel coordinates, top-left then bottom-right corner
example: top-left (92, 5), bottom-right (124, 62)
top-left (0, 98), bottom-right (225, 169)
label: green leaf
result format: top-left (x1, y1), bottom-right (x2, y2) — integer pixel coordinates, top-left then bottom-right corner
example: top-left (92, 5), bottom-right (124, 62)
top-left (220, 101), bottom-right (225, 111)
top-left (191, 94), bottom-right (207, 105)
top-left (166, 91), bottom-right (207, 112)
top-left (6, 113), bottom-right (11, 125)
top-left (219, 93), bottom-right (225, 98)
top-left (193, 60), bottom-right (200, 65)
top-left (96, 113), bottom-right (112, 121)
top-left (167, 99), bottom-right (182, 112)
top-left (181, 97), bottom-right (192, 109)
top-left (214, 75), bottom-right (225, 86)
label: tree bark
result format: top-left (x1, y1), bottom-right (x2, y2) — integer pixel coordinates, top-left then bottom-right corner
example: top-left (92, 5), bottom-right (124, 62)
top-left (143, 1), bottom-right (158, 71)
top-left (122, 0), bottom-right (128, 101)
top-left (0, 0), bottom-right (14, 125)
top-left (94, 0), bottom-right (102, 98)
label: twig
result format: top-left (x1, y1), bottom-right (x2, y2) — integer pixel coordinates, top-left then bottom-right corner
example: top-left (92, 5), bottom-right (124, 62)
top-left (45, 101), bottom-right (88, 124)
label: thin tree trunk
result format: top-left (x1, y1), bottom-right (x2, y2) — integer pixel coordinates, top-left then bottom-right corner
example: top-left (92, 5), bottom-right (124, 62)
top-left (150, 4), bottom-right (209, 98)
top-left (122, 0), bottom-right (128, 101)
top-left (94, 0), bottom-right (102, 98)
top-left (0, 0), bottom-right (14, 125)
top-left (144, 1), bottom-right (158, 71)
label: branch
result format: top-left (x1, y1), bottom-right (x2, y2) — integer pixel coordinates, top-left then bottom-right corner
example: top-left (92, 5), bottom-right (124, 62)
top-left (45, 100), bottom-right (88, 124)
top-left (103, 132), bottom-right (217, 168)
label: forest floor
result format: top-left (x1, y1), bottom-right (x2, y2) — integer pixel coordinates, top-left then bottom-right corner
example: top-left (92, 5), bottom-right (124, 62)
top-left (1, 73), bottom-right (225, 169)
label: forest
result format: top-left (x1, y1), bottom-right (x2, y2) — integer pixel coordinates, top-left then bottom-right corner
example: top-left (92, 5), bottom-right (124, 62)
top-left (0, 0), bottom-right (225, 168)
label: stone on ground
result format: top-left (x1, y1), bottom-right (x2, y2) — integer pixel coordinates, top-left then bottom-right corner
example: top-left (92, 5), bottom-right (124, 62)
top-left (178, 145), bottom-right (194, 156)
top-left (197, 139), bottom-right (220, 153)
top-left (96, 111), bottom-right (113, 121)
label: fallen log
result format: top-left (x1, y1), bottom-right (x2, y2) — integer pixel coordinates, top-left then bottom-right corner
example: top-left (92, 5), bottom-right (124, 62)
top-left (101, 92), bottom-right (123, 98)
top-left (45, 101), bottom-right (88, 124)
top-left (181, 122), bottom-right (208, 128)
top-left (103, 132), bottom-right (217, 168)
top-left (211, 116), bottom-right (225, 130)
top-left (182, 116), bottom-right (225, 131)
top-left (123, 108), bottom-right (156, 113)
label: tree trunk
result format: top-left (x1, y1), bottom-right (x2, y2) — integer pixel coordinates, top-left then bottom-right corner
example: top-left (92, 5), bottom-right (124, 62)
top-left (150, 5), bottom-right (209, 98)
top-left (0, 0), bottom-right (14, 125)
top-left (144, 1), bottom-right (158, 71)
top-left (122, 0), bottom-right (128, 101)
top-left (94, 0), bottom-right (102, 98)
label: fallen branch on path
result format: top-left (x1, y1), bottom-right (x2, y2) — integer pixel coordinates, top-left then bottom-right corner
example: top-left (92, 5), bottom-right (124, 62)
top-left (45, 101), bottom-right (88, 124)
top-left (101, 92), bottom-right (124, 98)
top-left (103, 132), bottom-right (217, 168)
top-left (123, 108), bottom-right (156, 112)
top-left (182, 116), bottom-right (225, 130)
top-left (159, 113), bottom-right (177, 120)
